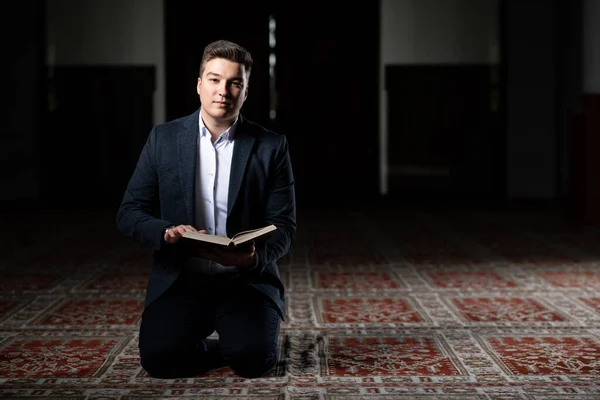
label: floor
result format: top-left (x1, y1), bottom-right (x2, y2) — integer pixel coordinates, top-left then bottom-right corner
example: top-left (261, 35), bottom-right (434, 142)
top-left (1, 204), bottom-right (600, 399)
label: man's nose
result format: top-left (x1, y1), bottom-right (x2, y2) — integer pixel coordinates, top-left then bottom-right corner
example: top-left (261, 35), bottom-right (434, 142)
top-left (218, 83), bottom-right (229, 96)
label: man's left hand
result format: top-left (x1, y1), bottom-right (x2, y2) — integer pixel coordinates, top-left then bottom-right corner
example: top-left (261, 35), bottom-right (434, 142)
top-left (194, 240), bottom-right (257, 269)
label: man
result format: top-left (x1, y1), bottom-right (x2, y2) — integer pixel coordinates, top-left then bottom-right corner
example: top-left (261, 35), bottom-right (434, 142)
top-left (116, 40), bottom-right (296, 379)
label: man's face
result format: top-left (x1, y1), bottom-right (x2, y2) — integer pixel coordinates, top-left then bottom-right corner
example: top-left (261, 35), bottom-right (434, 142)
top-left (197, 58), bottom-right (248, 123)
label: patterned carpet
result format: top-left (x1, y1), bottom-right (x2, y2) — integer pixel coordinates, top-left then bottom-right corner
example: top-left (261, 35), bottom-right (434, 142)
top-left (1, 205), bottom-right (600, 399)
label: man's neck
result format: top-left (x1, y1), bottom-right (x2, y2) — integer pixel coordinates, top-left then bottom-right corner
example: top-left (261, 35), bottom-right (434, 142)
top-left (201, 113), bottom-right (237, 141)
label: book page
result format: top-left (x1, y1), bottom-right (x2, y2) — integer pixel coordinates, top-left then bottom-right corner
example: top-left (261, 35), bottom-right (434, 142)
top-left (182, 231), bottom-right (232, 246)
top-left (231, 225), bottom-right (277, 245)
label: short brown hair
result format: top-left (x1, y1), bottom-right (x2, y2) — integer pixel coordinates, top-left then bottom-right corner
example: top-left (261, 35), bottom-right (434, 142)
top-left (199, 40), bottom-right (253, 78)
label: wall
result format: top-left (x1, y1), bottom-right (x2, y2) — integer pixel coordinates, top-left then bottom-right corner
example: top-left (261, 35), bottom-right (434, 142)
top-left (380, 0), bottom-right (499, 65)
top-left (574, 0), bottom-right (600, 223)
top-left (557, 0), bottom-right (582, 198)
top-left (272, 3), bottom-right (380, 206)
top-left (381, 0), bottom-right (579, 201)
top-left (0, 1), bottom-right (44, 204)
top-left (504, 0), bottom-right (558, 199)
top-left (46, 0), bottom-right (165, 125)
top-left (379, 0), bottom-right (500, 195)
top-left (583, 0), bottom-right (600, 93)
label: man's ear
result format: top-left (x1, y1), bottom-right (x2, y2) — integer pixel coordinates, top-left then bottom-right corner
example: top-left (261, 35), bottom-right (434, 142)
top-left (196, 78), bottom-right (202, 95)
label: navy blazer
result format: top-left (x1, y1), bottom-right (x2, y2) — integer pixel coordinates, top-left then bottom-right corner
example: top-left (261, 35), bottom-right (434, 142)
top-left (116, 109), bottom-right (296, 320)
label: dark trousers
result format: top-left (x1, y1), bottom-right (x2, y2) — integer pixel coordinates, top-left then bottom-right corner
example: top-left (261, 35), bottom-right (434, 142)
top-left (138, 271), bottom-right (281, 379)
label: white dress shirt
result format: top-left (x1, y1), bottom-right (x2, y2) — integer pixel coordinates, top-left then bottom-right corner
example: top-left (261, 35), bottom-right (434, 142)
top-left (187, 111), bottom-right (237, 275)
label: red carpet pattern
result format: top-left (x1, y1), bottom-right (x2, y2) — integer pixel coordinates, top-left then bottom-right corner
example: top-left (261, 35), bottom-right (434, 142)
top-left (1, 207), bottom-right (600, 398)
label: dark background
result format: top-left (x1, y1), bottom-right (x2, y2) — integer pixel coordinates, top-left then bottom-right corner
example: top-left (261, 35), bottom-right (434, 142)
top-left (1, 0), bottom-right (599, 223)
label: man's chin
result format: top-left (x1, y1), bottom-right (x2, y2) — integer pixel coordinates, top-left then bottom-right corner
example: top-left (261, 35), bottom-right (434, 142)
top-left (210, 109), bottom-right (236, 120)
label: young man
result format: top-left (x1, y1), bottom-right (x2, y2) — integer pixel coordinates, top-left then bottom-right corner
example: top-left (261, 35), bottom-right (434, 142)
top-left (116, 40), bottom-right (296, 379)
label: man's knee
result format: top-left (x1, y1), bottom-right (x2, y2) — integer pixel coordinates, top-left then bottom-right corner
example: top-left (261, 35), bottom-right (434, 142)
top-left (139, 339), bottom-right (195, 379)
top-left (140, 356), bottom-right (172, 378)
top-left (225, 345), bottom-right (278, 378)
top-left (139, 344), bottom-right (180, 379)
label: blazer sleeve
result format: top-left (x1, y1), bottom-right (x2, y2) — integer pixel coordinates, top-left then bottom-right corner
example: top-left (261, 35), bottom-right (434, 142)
top-left (115, 126), bottom-right (173, 250)
top-left (251, 134), bottom-right (297, 274)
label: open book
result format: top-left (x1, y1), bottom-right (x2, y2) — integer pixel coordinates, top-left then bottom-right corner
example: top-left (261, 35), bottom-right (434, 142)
top-left (182, 224), bottom-right (277, 247)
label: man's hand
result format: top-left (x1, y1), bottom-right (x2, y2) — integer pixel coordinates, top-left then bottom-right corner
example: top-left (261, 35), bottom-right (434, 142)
top-left (164, 225), bottom-right (206, 244)
top-left (195, 240), bottom-right (257, 269)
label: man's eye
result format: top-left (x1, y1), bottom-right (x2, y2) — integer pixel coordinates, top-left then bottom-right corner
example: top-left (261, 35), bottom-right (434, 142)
top-left (232, 82), bottom-right (242, 87)
top-left (210, 78), bottom-right (218, 83)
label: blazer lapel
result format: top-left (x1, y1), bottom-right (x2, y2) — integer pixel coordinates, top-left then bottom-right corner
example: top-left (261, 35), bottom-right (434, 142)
top-left (178, 110), bottom-right (200, 223)
top-left (228, 117), bottom-right (255, 216)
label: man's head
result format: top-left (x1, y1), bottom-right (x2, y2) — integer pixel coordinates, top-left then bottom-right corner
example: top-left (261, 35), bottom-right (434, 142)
top-left (197, 40), bottom-right (253, 125)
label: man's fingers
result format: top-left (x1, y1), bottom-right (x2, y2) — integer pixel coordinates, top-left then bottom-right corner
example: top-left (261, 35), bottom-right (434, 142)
top-left (164, 224), bottom-right (201, 244)
top-left (193, 245), bottom-right (256, 268)
top-left (172, 225), bottom-right (198, 235)
top-left (194, 247), bottom-right (211, 258)
top-left (235, 241), bottom-right (255, 254)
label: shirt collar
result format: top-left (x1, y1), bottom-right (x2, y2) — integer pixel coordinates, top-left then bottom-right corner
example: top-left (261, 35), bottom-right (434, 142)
top-left (199, 110), bottom-right (238, 141)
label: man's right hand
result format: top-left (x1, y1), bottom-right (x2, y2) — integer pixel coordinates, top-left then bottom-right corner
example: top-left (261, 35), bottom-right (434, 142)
top-left (164, 225), bottom-right (206, 244)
